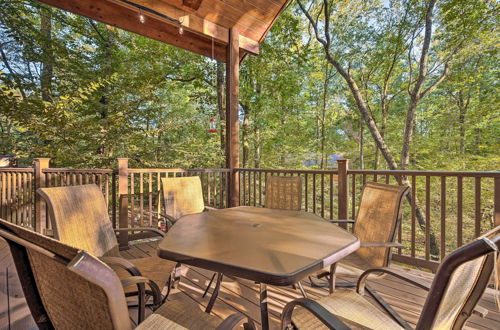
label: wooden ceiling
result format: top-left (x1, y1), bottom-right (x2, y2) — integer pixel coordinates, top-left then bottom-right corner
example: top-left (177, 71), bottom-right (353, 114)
top-left (35, 0), bottom-right (291, 62)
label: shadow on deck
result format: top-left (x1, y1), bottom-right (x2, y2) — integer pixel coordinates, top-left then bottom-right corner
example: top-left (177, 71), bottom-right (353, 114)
top-left (1, 238), bottom-right (499, 330)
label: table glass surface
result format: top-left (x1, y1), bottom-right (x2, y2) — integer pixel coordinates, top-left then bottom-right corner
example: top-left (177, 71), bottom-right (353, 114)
top-left (158, 206), bottom-right (359, 285)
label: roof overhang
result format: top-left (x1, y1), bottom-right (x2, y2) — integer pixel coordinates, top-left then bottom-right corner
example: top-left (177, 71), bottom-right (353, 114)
top-left (35, 0), bottom-right (291, 62)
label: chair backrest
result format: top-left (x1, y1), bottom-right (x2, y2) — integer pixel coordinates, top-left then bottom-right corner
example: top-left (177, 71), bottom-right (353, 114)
top-left (264, 176), bottom-right (302, 211)
top-left (37, 184), bottom-right (119, 257)
top-left (353, 182), bottom-right (410, 268)
top-left (417, 226), bottom-right (500, 330)
top-left (0, 219), bottom-right (131, 330)
top-left (161, 176), bottom-right (205, 221)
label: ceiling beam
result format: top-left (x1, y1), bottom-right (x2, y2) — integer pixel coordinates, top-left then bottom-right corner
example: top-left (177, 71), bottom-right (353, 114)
top-left (36, 0), bottom-right (228, 61)
top-left (129, 0), bottom-right (259, 55)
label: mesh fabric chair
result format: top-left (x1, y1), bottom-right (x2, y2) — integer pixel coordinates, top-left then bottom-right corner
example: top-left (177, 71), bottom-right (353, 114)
top-left (37, 184), bottom-right (176, 323)
top-left (264, 175), bottom-right (302, 211)
top-left (160, 176), bottom-right (216, 227)
top-left (313, 182), bottom-right (410, 294)
top-left (282, 226), bottom-right (500, 329)
top-left (0, 219), bottom-right (255, 330)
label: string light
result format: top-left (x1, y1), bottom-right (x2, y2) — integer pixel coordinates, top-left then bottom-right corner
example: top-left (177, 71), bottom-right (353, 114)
top-left (139, 9), bottom-right (145, 24)
top-left (179, 17), bottom-right (184, 35)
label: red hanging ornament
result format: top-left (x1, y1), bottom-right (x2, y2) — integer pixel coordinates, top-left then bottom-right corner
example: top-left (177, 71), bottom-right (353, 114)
top-left (209, 117), bottom-right (217, 133)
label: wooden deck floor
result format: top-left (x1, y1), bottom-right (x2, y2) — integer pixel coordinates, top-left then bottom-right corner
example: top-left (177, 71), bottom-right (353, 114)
top-left (1, 238), bottom-right (499, 330)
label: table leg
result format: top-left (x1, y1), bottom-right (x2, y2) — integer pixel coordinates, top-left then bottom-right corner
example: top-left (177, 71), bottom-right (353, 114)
top-left (260, 283), bottom-right (269, 330)
top-left (205, 273), bottom-right (223, 313)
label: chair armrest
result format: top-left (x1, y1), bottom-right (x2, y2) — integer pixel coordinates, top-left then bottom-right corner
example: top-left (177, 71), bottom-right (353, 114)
top-left (100, 256), bottom-right (142, 277)
top-left (120, 276), bottom-right (162, 308)
top-left (114, 227), bottom-right (165, 238)
top-left (328, 219), bottom-right (355, 224)
top-left (360, 242), bottom-right (404, 248)
top-left (204, 206), bottom-right (218, 212)
top-left (281, 298), bottom-right (351, 330)
top-left (216, 313), bottom-right (256, 330)
top-left (356, 267), bottom-right (430, 295)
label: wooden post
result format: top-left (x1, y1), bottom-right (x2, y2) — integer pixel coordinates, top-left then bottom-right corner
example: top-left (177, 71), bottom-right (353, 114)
top-left (495, 177), bottom-right (500, 227)
top-left (34, 158), bottom-right (50, 234)
top-left (226, 27), bottom-right (240, 207)
top-left (117, 158), bottom-right (129, 250)
top-left (337, 159), bottom-right (349, 228)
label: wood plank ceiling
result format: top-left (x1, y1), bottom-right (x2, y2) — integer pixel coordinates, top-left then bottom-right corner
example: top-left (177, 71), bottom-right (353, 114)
top-left (35, 0), bottom-right (291, 62)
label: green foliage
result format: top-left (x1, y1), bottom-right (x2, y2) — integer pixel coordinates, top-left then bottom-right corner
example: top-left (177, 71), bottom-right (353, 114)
top-left (0, 0), bottom-right (498, 171)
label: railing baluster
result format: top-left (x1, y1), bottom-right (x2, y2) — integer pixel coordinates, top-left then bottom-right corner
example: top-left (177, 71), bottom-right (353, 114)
top-left (457, 176), bottom-right (463, 247)
top-left (305, 173), bottom-right (308, 212)
top-left (425, 176), bottom-right (431, 261)
top-left (351, 174), bottom-right (356, 219)
top-left (411, 176), bottom-right (416, 258)
top-left (321, 174), bottom-right (325, 218)
top-left (253, 171), bottom-right (257, 207)
top-left (475, 177), bottom-right (481, 237)
top-left (329, 173), bottom-right (334, 220)
top-left (148, 173), bottom-right (153, 227)
top-left (130, 173), bottom-right (135, 227)
top-left (313, 173), bottom-right (316, 214)
top-left (440, 176), bottom-right (446, 260)
top-left (259, 171), bottom-right (262, 206)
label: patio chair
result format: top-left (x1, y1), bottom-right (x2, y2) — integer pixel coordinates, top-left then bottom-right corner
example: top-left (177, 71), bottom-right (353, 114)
top-left (264, 175), bottom-right (302, 211)
top-left (312, 182), bottom-right (410, 295)
top-left (0, 219), bottom-right (256, 330)
top-left (160, 176), bottom-right (216, 227)
top-left (282, 225), bottom-right (500, 329)
top-left (37, 184), bottom-right (176, 323)
top-left (160, 175), bottom-right (220, 304)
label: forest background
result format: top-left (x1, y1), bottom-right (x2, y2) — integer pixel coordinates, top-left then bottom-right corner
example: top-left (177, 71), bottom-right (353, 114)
top-left (0, 0), bottom-right (498, 172)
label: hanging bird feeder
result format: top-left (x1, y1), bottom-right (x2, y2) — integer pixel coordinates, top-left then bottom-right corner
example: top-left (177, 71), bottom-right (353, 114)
top-left (209, 117), bottom-right (217, 133)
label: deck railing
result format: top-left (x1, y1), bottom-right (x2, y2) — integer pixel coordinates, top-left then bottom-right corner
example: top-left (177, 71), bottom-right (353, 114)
top-left (1, 158), bottom-right (499, 271)
top-left (236, 166), bottom-right (500, 271)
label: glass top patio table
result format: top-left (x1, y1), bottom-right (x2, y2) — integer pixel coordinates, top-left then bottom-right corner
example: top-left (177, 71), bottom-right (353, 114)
top-left (157, 206), bottom-right (359, 329)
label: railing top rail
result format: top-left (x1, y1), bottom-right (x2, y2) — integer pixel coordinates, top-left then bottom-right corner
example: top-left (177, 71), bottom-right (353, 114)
top-left (43, 168), bottom-right (115, 174)
top-left (348, 169), bottom-right (500, 177)
top-left (235, 168), bottom-right (340, 175)
top-left (127, 168), bottom-right (231, 173)
top-left (0, 168), bottom-right (35, 173)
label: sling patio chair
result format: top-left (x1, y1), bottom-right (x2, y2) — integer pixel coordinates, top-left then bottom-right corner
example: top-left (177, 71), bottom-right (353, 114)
top-left (264, 175), bottom-right (302, 211)
top-left (37, 184), bottom-right (176, 323)
top-left (0, 219), bottom-right (256, 330)
top-left (282, 225), bottom-right (500, 330)
top-left (160, 175), bottom-right (221, 301)
top-left (311, 182), bottom-right (410, 296)
top-left (160, 176), bottom-right (216, 228)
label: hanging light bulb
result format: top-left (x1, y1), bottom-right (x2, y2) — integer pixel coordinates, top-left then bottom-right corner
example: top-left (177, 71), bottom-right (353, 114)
top-left (178, 17), bottom-right (184, 35)
top-left (139, 9), bottom-right (145, 24)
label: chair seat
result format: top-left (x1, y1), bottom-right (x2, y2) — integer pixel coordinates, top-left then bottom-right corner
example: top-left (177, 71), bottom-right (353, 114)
top-left (114, 257), bottom-right (176, 293)
top-left (136, 299), bottom-right (221, 329)
top-left (292, 289), bottom-right (402, 330)
top-left (336, 252), bottom-right (375, 276)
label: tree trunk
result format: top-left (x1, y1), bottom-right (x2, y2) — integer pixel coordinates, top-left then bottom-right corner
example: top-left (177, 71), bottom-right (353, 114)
top-left (359, 116), bottom-right (364, 169)
top-left (217, 60), bottom-right (226, 159)
top-left (241, 103), bottom-right (250, 168)
top-left (297, 0), bottom-right (440, 257)
top-left (254, 125), bottom-right (261, 168)
top-left (40, 7), bottom-right (53, 102)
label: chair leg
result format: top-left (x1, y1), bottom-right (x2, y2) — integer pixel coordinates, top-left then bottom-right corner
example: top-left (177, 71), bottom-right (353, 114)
top-left (297, 281), bottom-right (308, 298)
top-left (205, 273), bottom-right (223, 313)
top-left (203, 272), bottom-right (217, 298)
top-left (170, 262), bottom-right (182, 289)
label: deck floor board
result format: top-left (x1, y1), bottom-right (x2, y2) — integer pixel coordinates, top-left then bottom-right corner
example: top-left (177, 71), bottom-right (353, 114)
top-left (1, 238), bottom-right (499, 330)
